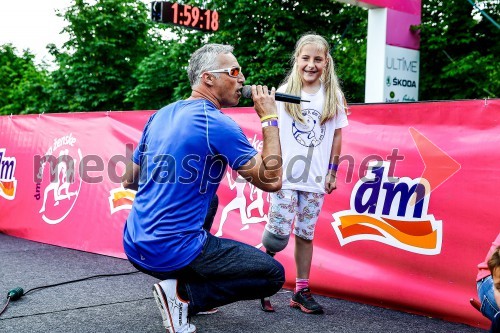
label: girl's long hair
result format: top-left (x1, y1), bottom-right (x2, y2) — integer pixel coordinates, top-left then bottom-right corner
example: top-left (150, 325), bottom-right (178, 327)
top-left (281, 33), bottom-right (347, 124)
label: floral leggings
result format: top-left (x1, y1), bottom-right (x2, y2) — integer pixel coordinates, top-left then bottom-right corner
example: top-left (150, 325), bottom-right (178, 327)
top-left (266, 189), bottom-right (325, 240)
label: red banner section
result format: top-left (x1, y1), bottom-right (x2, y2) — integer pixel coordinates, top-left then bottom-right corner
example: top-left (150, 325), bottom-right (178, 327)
top-left (1, 100), bottom-right (499, 329)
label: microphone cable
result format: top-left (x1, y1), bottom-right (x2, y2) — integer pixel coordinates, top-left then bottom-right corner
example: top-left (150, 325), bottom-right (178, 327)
top-left (0, 270), bottom-right (139, 317)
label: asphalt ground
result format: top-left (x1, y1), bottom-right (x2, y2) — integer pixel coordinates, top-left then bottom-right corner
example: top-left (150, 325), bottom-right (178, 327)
top-left (0, 233), bottom-right (488, 333)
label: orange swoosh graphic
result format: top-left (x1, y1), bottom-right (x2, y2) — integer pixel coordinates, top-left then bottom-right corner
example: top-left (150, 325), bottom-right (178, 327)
top-left (410, 127), bottom-right (461, 193)
top-left (337, 214), bottom-right (437, 249)
top-left (0, 181), bottom-right (15, 197)
top-left (112, 190), bottom-right (136, 201)
top-left (112, 197), bottom-right (134, 208)
top-left (109, 189), bottom-right (136, 213)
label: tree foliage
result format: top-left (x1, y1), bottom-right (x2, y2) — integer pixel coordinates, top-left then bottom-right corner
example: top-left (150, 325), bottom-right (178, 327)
top-left (0, 0), bottom-right (498, 114)
top-left (210, 0), bottom-right (368, 104)
top-left (129, 0), bottom-right (367, 108)
top-left (46, 0), bottom-right (153, 112)
top-left (419, 0), bottom-right (499, 100)
top-left (125, 34), bottom-right (196, 110)
top-left (0, 45), bottom-right (51, 115)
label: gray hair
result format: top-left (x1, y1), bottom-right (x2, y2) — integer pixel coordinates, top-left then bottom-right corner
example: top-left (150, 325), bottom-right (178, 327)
top-left (187, 44), bottom-right (234, 88)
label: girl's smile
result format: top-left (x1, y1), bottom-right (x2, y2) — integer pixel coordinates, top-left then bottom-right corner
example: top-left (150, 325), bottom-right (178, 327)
top-left (297, 43), bottom-right (327, 90)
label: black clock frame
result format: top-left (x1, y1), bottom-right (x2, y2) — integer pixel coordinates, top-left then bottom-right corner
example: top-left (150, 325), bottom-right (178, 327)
top-left (151, 1), bottom-right (219, 32)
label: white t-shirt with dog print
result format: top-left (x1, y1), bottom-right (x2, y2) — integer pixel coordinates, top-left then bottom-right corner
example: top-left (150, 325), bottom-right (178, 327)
top-left (276, 84), bottom-right (348, 194)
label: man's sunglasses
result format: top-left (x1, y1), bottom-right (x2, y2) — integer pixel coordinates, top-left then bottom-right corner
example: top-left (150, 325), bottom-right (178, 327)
top-left (200, 66), bottom-right (242, 78)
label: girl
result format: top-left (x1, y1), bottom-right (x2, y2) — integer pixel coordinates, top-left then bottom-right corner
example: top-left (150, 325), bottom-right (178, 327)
top-left (261, 33), bottom-right (348, 314)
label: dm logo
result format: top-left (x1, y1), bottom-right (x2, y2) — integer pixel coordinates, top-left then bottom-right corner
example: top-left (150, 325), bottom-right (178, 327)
top-left (0, 148), bottom-right (17, 200)
top-left (332, 161), bottom-right (442, 255)
top-left (34, 133), bottom-right (83, 225)
top-left (331, 128), bottom-right (460, 255)
top-left (292, 109), bottom-right (325, 147)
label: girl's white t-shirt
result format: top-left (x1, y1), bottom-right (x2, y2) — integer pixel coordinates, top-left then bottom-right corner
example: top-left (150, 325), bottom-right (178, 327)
top-left (276, 84), bottom-right (348, 194)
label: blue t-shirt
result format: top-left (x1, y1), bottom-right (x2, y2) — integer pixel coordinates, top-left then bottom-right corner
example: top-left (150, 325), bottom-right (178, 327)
top-left (123, 99), bottom-right (257, 271)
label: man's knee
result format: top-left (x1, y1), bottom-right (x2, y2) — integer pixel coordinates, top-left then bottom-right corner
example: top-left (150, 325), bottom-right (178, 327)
top-left (262, 229), bottom-right (290, 253)
top-left (272, 261), bottom-right (285, 293)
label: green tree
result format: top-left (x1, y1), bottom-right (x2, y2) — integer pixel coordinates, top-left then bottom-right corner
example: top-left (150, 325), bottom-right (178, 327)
top-left (125, 34), bottom-right (195, 110)
top-left (127, 0), bottom-right (368, 109)
top-left (0, 44), bottom-right (51, 115)
top-left (419, 0), bottom-right (499, 100)
top-left (47, 0), bottom-right (153, 112)
top-left (209, 0), bottom-right (368, 103)
top-left (3, 0), bottom-right (497, 115)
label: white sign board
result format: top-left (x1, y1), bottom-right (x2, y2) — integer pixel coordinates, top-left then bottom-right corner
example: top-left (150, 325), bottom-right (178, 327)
top-left (384, 45), bottom-right (420, 102)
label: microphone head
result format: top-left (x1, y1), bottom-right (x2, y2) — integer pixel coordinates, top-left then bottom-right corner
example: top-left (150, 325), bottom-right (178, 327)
top-left (241, 85), bottom-right (252, 99)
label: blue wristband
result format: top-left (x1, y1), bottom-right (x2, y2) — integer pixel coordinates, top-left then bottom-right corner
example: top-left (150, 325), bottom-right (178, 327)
top-left (328, 163), bottom-right (338, 172)
top-left (262, 119), bottom-right (278, 128)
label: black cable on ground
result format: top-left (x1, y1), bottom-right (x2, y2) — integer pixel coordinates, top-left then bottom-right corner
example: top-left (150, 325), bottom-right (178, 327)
top-left (0, 270), bottom-right (139, 318)
top-left (23, 270), bottom-right (139, 296)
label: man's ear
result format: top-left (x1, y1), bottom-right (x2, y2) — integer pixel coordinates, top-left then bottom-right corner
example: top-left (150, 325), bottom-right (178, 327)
top-left (200, 72), bottom-right (216, 87)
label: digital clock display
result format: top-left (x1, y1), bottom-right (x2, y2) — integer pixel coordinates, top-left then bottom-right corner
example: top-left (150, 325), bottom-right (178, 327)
top-left (151, 1), bottom-right (219, 32)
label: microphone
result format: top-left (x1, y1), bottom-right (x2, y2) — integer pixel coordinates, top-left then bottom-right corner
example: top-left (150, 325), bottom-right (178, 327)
top-left (241, 85), bottom-right (309, 104)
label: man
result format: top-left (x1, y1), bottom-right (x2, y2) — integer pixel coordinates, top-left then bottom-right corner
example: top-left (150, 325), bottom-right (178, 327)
top-left (122, 44), bottom-right (284, 333)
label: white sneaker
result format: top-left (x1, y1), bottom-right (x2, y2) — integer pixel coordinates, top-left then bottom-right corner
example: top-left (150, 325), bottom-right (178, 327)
top-left (153, 280), bottom-right (196, 333)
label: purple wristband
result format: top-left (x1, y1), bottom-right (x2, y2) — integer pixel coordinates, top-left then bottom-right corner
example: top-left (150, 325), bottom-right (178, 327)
top-left (328, 163), bottom-right (338, 172)
top-left (262, 119), bottom-right (278, 128)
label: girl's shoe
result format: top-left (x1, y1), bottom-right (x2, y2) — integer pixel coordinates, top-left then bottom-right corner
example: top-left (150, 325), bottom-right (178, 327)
top-left (290, 288), bottom-right (324, 314)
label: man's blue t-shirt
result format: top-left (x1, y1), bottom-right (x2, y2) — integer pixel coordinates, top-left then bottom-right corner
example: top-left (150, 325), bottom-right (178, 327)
top-left (123, 99), bottom-right (257, 271)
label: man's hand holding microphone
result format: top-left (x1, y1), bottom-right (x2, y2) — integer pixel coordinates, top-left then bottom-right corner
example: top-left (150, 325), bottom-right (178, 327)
top-left (246, 85), bottom-right (278, 121)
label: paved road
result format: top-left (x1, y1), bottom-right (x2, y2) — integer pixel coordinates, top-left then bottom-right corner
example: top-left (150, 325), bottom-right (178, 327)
top-left (0, 233), bottom-right (488, 333)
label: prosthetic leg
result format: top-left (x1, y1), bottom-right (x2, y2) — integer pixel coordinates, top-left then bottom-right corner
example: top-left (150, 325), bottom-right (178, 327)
top-left (260, 250), bottom-right (276, 312)
top-left (260, 229), bottom-right (289, 312)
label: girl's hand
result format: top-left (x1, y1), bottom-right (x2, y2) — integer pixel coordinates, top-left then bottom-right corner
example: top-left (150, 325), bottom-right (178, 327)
top-left (325, 173), bottom-right (337, 194)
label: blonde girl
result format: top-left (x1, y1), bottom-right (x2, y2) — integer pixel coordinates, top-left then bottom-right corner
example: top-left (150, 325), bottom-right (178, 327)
top-left (261, 33), bottom-right (348, 314)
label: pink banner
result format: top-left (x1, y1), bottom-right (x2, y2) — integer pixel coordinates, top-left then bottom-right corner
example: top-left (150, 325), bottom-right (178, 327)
top-left (0, 99), bottom-right (499, 329)
top-left (386, 9), bottom-right (421, 49)
top-left (353, 0), bottom-right (421, 15)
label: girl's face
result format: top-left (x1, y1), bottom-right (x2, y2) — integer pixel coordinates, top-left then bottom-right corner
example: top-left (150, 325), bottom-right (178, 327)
top-left (296, 43), bottom-right (327, 87)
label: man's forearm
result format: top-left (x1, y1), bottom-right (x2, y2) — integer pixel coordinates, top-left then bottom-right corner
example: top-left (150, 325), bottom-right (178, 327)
top-left (260, 125), bottom-right (282, 182)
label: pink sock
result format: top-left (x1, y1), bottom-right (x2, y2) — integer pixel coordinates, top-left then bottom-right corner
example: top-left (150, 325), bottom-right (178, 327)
top-left (295, 278), bottom-right (309, 293)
